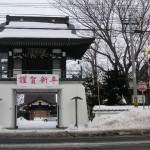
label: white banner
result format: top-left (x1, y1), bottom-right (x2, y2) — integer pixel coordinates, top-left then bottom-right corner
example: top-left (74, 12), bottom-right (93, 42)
top-left (17, 74), bottom-right (59, 87)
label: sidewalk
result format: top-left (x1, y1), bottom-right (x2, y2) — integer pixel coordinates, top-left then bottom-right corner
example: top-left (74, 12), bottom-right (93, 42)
top-left (0, 128), bottom-right (150, 138)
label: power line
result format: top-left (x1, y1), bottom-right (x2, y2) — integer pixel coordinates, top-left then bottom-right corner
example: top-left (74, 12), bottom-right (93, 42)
top-left (0, 15), bottom-right (145, 24)
top-left (0, 2), bottom-right (148, 8)
top-left (0, 14), bottom-right (148, 24)
top-left (0, 2), bottom-right (149, 25)
top-left (0, 2), bottom-right (149, 11)
top-left (0, 26), bottom-right (148, 34)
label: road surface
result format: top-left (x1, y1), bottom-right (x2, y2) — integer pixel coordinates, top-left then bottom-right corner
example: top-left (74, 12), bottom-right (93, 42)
top-left (0, 135), bottom-right (150, 149)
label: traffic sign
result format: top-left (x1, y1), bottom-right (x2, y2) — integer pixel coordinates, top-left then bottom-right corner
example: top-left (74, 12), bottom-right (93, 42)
top-left (137, 81), bottom-right (147, 91)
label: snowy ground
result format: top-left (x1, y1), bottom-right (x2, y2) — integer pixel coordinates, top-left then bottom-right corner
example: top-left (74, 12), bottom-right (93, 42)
top-left (68, 106), bottom-right (150, 131)
top-left (17, 117), bottom-right (57, 130)
top-left (88, 108), bottom-right (150, 131)
top-left (0, 106), bottom-right (150, 133)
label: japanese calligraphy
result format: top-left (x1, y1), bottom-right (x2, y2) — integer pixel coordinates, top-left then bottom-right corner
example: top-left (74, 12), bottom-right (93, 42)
top-left (19, 75), bottom-right (27, 84)
top-left (50, 76), bottom-right (58, 84)
top-left (17, 74), bottom-right (59, 87)
top-left (30, 76), bottom-right (37, 84)
top-left (39, 76), bottom-right (48, 84)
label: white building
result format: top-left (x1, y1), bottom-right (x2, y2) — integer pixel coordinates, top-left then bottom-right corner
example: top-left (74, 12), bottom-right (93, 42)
top-left (0, 15), bottom-right (94, 129)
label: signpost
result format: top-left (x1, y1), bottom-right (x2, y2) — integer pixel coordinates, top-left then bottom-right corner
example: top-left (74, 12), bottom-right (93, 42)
top-left (137, 81), bottom-right (147, 109)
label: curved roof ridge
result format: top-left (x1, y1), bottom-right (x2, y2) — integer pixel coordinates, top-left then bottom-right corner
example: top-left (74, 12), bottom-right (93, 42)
top-left (6, 15), bottom-right (69, 26)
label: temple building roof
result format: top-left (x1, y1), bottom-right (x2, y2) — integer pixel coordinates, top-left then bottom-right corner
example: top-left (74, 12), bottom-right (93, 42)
top-left (24, 93), bottom-right (56, 105)
top-left (0, 15), bottom-right (95, 59)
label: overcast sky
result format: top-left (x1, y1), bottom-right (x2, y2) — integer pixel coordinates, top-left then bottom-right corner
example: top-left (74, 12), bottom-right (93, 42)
top-left (0, 0), bottom-right (64, 23)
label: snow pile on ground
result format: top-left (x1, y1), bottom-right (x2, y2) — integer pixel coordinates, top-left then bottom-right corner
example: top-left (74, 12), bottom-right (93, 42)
top-left (1, 106), bottom-right (150, 132)
top-left (17, 117), bottom-right (57, 129)
top-left (87, 108), bottom-right (150, 130)
top-left (66, 107), bottom-right (150, 131)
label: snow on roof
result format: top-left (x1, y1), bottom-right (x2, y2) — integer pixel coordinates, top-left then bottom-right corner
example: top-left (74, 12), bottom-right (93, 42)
top-left (7, 22), bottom-right (68, 29)
top-left (0, 21), bottom-right (81, 39)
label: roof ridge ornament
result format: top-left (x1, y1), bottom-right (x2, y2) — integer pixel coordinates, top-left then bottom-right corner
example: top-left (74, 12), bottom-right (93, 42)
top-left (6, 15), bottom-right (69, 26)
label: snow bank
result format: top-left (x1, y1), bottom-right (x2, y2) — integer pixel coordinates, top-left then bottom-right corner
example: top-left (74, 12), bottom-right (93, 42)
top-left (66, 107), bottom-right (150, 131)
top-left (87, 108), bottom-right (150, 130)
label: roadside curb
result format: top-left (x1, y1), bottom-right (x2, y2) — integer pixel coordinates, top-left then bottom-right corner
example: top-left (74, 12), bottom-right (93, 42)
top-left (0, 129), bottom-right (150, 138)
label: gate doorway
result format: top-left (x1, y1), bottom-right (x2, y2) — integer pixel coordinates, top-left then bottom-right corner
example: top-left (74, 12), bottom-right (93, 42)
top-left (15, 89), bottom-right (60, 129)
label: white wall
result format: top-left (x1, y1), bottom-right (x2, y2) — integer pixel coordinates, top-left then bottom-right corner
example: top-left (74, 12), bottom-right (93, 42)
top-left (0, 81), bottom-right (16, 128)
top-left (0, 80), bottom-right (88, 128)
top-left (59, 81), bottom-right (88, 127)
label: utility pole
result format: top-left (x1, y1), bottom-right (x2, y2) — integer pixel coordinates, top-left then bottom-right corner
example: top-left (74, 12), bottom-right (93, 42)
top-left (129, 14), bottom-right (138, 107)
top-left (122, 15), bottom-right (138, 107)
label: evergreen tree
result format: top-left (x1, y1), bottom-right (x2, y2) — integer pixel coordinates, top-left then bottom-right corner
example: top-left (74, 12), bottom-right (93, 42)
top-left (102, 70), bottom-right (130, 105)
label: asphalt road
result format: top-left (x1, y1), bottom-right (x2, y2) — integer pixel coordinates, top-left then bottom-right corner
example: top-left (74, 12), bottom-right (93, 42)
top-left (0, 135), bottom-right (150, 149)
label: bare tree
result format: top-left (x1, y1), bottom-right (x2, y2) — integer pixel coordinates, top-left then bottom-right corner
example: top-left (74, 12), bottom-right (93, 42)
top-left (53, 0), bottom-right (150, 103)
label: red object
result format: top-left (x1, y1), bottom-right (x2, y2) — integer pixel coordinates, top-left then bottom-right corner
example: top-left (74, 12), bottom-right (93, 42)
top-left (137, 81), bottom-right (147, 91)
